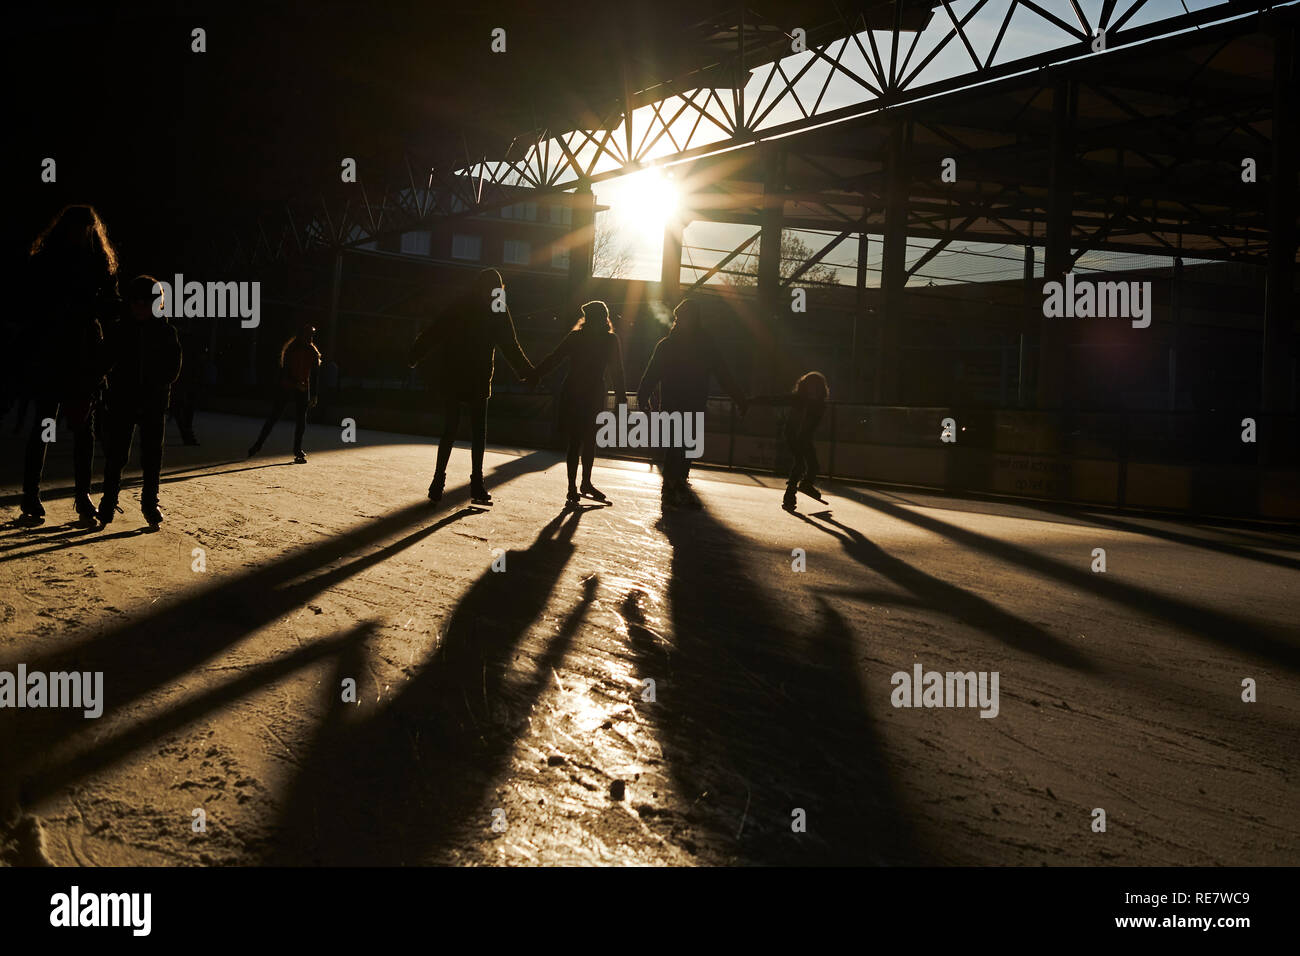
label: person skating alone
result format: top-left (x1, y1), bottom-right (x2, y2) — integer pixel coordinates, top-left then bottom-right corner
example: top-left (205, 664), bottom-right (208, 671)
top-left (408, 268), bottom-right (534, 505)
top-left (752, 371), bottom-right (830, 511)
top-left (248, 322), bottom-right (320, 463)
top-left (636, 298), bottom-right (747, 509)
top-left (17, 204), bottom-right (120, 526)
top-left (526, 300), bottom-right (626, 505)
top-left (96, 276), bottom-right (183, 527)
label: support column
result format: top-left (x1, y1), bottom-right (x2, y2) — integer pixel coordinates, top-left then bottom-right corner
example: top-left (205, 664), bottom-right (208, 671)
top-left (1263, 25), bottom-right (1296, 416)
top-left (853, 230), bottom-right (869, 400)
top-left (1169, 256), bottom-right (1183, 411)
top-left (757, 145), bottom-right (786, 392)
top-left (660, 213), bottom-right (683, 306)
top-left (1020, 244), bottom-right (1034, 407)
top-left (1038, 79), bottom-right (1076, 409)
top-left (757, 146), bottom-right (784, 306)
top-left (324, 248), bottom-right (343, 364)
top-left (876, 119), bottom-right (909, 404)
top-left (567, 180), bottom-right (596, 308)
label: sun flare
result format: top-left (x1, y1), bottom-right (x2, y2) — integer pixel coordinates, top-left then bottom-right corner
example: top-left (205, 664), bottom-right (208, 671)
top-left (611, 167), bottom-right (679, 242)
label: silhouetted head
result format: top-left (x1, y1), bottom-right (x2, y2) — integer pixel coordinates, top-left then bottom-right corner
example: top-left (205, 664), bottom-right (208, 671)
top-left (297, 321), bottom-right (316, 342)
top-left (126, 274), bottom-right (162, 322)
top-left (573, 300), bottom-right (611, 334)
top-left (30, 204), bottom-right (119, 278)
top-left (474, 268), bottom-right (504, 313)
top-left (670, 299), bottom-right (702, 336)
top-left (794, 370), bottom-right (829, 402)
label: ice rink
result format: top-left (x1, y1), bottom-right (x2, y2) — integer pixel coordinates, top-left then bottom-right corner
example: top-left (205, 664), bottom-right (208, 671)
top-left (1, 412), bottom-right (1296, 865)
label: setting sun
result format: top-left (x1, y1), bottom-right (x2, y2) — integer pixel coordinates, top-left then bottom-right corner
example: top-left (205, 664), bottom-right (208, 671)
top-left (609, 167), bottom-right (679, 242)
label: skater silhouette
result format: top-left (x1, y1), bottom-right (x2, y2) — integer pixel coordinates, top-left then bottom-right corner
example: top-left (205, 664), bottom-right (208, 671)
top-left (752, 371), bottom-right (829, 511)
top-left (527, 300), bottom-right (625, 504)
top-left (97, 276), bottom-right (183, 527)
top-left (249, 322), bottom-right (320, 463)
top-left (636, 298), bottom-right (746, 508)
top-left (17, 204), bottom-right (121, 525)
top-left (408, 268), bottom-right (534, 504)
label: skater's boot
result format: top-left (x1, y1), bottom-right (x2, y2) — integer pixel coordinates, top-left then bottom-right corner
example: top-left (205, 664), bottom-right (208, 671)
top-left (427, 472), bottom-right (446, 502)
top-left (247, 441), bottom-right (262, 459)
top-left (579, 480), bottom-right (606, 502)
top-left (470, 477), bottom-right (492, 504)
top-left (566, 486), bottom-right (581, 505)
top-left (797, 480), bottom-right (822, 500)
top-left (782, 486), bottom-right (798, 511)
top-left (97, 494), bottom-right (121, 527)
top-left (293, 449), bottom-right (307, 464)
top-left (141, 499), bottom-right (164, 526)
top-left (74, 492), bottom-right (98, 526)
top-left (19, 491), bottom-right (45, 524)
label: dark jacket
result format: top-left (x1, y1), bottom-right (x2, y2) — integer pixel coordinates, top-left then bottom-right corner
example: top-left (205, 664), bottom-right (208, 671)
top-left (534, 328), bottom-right (626, 410)
top-left (410, 289), bottom-right (533, 400)
top-left (103, 313), bottom-right (183, 411)
top-left (756, 391), bottom-right (826, 440)
top-left (19, 252), bottom-right (119, 400)
top-left (280, 338), bottom-right (321, 396)
top-left (636, 326), bottom-right (744, 412)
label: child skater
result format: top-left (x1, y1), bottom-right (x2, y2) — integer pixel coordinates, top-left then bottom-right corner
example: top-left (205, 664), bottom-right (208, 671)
top-left (527, 300), bottom-right (626, 505)
top-left (751, 371), bottom-right (829, 512)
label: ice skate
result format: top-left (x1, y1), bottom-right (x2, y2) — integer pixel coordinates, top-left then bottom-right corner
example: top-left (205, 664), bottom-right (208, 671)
top-left (797, 480), bottom-right (824, 501)
top-left (470, 477), bottom-right (492, 504)
top-left (74, 493), bottom-right (98, 527)
top-left (17, 493), bottom-right (45, 526)
top-left (142, 502), bottom-right (164, 527)
top-left (579, 480), bottom-right (607, 502)
top-left (427, 473), bottom-right (446, 502)
top-left (97, 495), bottom-right (122, 527)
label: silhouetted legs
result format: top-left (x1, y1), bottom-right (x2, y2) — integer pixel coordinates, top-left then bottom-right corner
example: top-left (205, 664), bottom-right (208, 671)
top-left (22, 398), bottom-right (96, 517)
top-left (250, 388), bottom-right (309, 456)
top-left (565, 418), bottom-right (601, 500)
top-left (99, 408), bottom-right (166, 523)
top-left (787, 432), bottom-right (819, 488)
top-left (171, 387), bottom-right (199, 444)
top-left (433, 397), bottom-right (489, 490)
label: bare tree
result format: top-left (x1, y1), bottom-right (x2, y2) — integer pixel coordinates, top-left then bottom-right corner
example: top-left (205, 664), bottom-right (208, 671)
top-left (721, 233), bottom-right (840, 287)
top-left (592, 215), bottom-right (634, 279)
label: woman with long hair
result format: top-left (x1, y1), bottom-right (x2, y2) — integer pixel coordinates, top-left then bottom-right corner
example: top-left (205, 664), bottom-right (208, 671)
top-left (528, 300), bottom-right (626, 504)
top-left (18, 204), bottom-right (120, 524)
